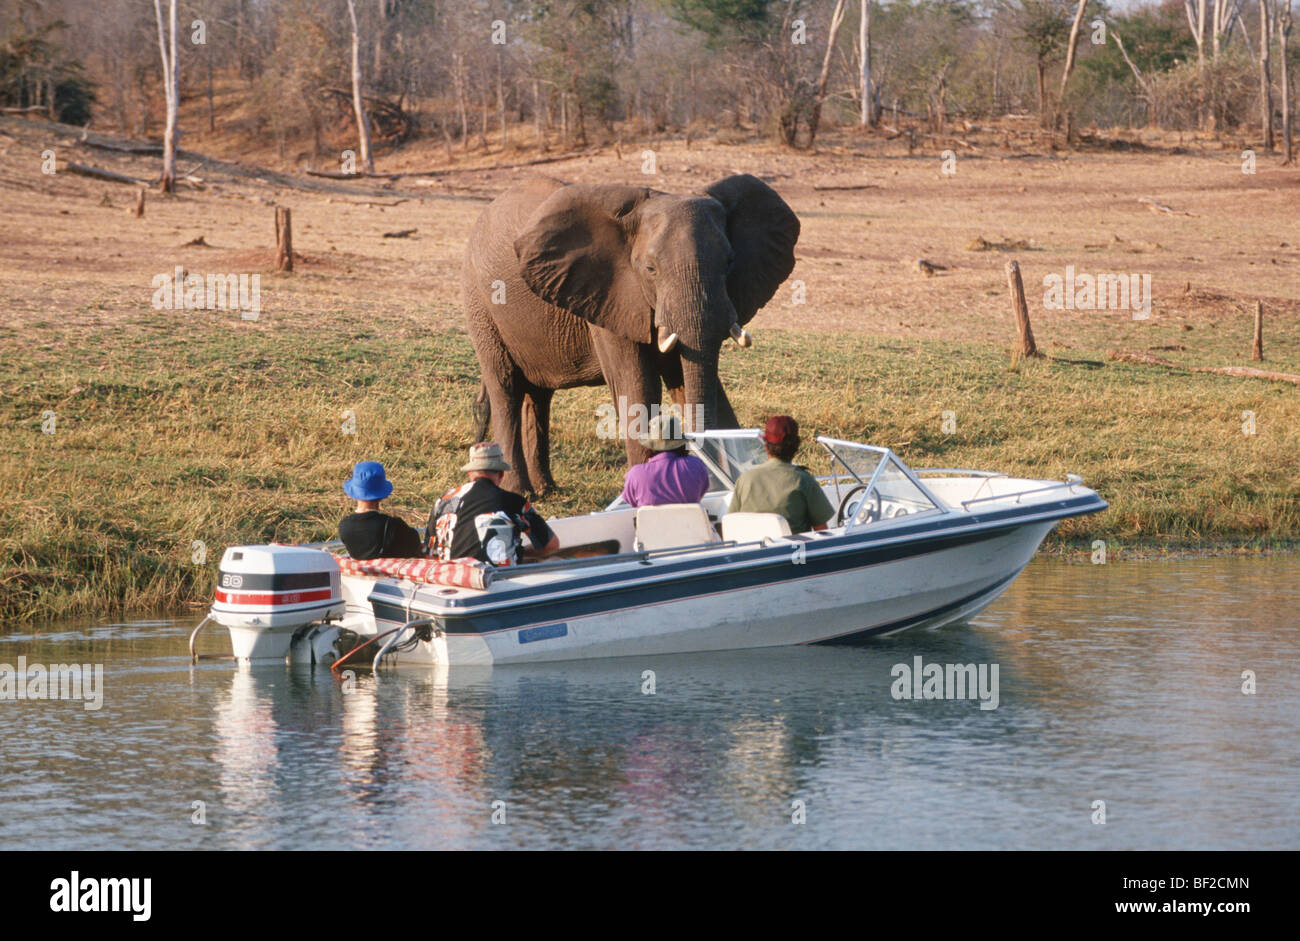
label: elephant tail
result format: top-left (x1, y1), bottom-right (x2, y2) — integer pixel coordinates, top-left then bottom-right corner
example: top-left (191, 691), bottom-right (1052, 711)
top-left (472, 382), bottom-right (491, 443)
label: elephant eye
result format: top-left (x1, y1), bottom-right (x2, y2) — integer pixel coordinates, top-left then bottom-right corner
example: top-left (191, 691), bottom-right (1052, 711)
top-left (726, 253), bottom-right (736, 271)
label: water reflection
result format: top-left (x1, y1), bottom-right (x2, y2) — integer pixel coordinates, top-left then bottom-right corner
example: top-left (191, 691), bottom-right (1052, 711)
top-left (2, 556), bottom-right (1297, 849)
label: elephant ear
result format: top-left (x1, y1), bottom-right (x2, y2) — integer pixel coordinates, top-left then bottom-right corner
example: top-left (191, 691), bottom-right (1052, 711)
top-left (704, 174), bottom-right (800, 326)
top-left (513, 183), bottom-right (657, 344)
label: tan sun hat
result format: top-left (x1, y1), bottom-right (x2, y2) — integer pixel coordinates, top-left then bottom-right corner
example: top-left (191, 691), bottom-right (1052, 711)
top-left (640, 412), bottom-right (687, 452)
top-left (462, 441), bottom-right (512, 473)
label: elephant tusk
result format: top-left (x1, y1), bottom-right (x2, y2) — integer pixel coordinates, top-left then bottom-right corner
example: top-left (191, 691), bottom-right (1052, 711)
top-left (657, 329), bottom-right (679, 353)
top-left (730, 324), bottom-right (753, 348)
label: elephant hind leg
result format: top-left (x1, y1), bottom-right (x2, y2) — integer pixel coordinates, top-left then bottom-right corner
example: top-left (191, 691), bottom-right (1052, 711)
top-left (467, 305), bottom-right (531, 494)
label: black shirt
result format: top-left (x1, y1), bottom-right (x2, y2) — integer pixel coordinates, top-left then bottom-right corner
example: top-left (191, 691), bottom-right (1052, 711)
top-left (338, 511), bottom-right (424, 560)
top-left (428, 478), bottom-right (555, 565)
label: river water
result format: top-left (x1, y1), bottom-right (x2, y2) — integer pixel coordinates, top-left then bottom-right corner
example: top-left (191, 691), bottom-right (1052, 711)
top-left (1, 556), bottom-right (1296, 850)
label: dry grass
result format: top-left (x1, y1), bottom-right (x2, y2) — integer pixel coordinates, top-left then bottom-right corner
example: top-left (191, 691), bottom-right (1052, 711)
top-left (0, 113), bottom-right (1297, 625)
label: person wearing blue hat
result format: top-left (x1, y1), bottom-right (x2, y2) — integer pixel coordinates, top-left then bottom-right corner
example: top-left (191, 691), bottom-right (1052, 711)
top-left (338, 461), bottom-right (425, 560)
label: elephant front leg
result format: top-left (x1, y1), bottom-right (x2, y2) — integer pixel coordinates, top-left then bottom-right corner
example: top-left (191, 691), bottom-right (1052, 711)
top-left (594, 333), bottom-right (659, 469)
top-left (714, 382), bottom-right (739, 428)
top-left (521, 388), bottom-right (556, 497)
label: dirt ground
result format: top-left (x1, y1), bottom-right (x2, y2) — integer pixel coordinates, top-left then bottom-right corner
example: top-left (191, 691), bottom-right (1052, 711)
top-left (2, 112), bottom-right (1298, 366)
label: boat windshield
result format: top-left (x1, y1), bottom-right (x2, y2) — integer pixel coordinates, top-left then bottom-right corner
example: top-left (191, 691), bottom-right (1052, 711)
top-left (686, 430), bottom-right (768, 492)
top-left (817, 437), bottom-right (949, 527)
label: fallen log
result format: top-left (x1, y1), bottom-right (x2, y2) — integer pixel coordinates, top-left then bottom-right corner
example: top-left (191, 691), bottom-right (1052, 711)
top-left (1109, 350), bottom-right (1300, 385)
top-left (81, 139), bottom-right (163, 155)
top-left (1138, 196), bottom-right (1195, 217)
top-left (63, 162), bottom-right (148, 186)
top-left (812, 183), bottom-right (881, 191)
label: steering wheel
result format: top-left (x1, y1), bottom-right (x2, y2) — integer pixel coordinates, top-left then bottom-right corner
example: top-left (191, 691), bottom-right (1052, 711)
top-left (836, 484), bottom-right (882, 525)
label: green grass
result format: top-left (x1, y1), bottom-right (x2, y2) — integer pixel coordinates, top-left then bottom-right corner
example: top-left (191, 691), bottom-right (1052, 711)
top-left (1, 311), bottom-right (1297, 626)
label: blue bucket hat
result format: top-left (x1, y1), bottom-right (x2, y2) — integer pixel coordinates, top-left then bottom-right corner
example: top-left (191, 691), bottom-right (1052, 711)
top-left (344, 461), bottom-right (394, 501)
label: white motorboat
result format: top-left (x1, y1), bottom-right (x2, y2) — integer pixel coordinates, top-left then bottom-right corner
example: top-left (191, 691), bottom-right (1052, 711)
top-left (192, 431), bottom-right (1106, 668)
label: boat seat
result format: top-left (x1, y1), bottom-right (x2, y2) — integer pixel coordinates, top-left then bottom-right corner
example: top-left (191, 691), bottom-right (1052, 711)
top-left (721, 512), bottom-right (792, 543)
top-left (633, 503), bottom-right (719, 552)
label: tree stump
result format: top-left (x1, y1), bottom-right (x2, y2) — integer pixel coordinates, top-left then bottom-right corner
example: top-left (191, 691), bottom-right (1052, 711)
top-left (1253, 301), bottom-right (1264, 361)
top-left (134, 189), bottom-right (145, 218)
top-left (1005, 260), bottom-right (1039, 358)
top-left (275, 207), bottom-right (293, 273)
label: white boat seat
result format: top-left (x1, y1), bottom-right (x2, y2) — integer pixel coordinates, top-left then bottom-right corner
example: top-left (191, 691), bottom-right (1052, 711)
top-left (633, 503), bottom-right (719, 551)
top-left (721, 512), bottom-right (792, 543)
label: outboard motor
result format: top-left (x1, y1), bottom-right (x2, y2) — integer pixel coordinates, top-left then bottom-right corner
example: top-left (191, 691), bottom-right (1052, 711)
top-left (208, 545), bottom-right (345, 662)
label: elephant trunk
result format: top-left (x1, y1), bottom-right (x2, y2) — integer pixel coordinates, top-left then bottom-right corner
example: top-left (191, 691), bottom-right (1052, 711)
top-left (679, 349), bottom-right (719, 432)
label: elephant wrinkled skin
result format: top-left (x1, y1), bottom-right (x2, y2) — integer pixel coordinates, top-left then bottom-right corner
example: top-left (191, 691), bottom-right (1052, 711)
top-left (463, 173), bottom-right (800, 495)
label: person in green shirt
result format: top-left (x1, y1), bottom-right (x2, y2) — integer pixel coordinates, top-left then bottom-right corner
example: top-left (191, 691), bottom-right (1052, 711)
top-left (728, 416), bottom-right (834, 533)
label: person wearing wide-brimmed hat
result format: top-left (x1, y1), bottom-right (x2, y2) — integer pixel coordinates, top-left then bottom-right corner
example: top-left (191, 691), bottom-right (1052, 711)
top-left (427, 442), bottom-right (559, 566)
top-left (338, 461), bottom-right (425, 560)
top-left (728, 416), bottom-right (833, 533)
top-left (620, 412), bottom-right (710, 508)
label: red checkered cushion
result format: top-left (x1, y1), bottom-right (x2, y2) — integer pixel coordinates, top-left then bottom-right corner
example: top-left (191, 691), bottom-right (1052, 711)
top-left (333, 554), bottom-right (493, 591)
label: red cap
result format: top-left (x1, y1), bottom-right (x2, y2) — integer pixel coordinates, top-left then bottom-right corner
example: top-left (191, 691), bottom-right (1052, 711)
top-left (761, 415), bottom-right (799, 445)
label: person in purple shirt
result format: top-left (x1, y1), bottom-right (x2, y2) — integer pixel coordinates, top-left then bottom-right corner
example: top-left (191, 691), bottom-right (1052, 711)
top-left (620, 412), bottom-right (710, 507)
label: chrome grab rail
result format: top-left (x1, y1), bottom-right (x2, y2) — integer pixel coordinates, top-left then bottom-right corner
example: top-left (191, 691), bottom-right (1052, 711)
top-left (960, 475), bottom-right (1083, 509)
top-left (372, 616), bottom-right (439, 670)
top-left (913, 468), bottom-right (1008, 478)
top-left (188, 615), bottom-right (214, 662)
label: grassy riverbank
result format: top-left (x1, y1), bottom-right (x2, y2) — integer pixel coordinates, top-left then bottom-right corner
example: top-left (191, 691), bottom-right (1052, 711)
top-left (3, 116), bottom-right (1299, 624)
top-left (2, 310), bottom-right (1297, 625)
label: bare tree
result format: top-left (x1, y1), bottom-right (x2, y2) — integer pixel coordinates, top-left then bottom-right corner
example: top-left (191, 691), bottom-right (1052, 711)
top-left (858, 0), bottom-right (875, 126)
top-left (1260, 0), bottom-right (1275, 150)
top-left (1059, 0), bottom-right (1088, 99)
top-left (1280, 1), bottom-right (1294, 162)
top-left (807, 0), bottom-right (849, 147)
top-left (346, 0), bottom-right (375, 172)
top-left (152, 0), bottom-right (178, 193)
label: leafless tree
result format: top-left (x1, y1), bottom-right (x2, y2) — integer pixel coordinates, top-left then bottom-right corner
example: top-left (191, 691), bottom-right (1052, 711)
top-left (152, 0), bottom-right (178, 193)
top-left (1260, 0), bottom-right (1274, 149)
top-left (346, 0), bottom-right (375, 172)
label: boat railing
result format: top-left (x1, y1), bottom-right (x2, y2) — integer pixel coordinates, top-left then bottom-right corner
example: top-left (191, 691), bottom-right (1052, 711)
top-left (959, 475), bottom-right (1084, 509)
top-left (913, 468), bottom-right (1008, 478)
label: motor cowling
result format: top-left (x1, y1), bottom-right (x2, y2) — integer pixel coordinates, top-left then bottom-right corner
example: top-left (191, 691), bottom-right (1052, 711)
top-left (211, 545), bottom-right (344, 661)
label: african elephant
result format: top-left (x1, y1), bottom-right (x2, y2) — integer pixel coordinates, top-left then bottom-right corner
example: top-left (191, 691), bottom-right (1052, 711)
top-left (464, 173), bottom-right (800, 495)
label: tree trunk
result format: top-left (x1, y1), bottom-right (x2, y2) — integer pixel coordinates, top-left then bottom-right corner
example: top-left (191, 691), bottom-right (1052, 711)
top-left (346, 0), bottom-right (375, 173)
top-left (533, 79), bottom-right (544, 152)
top-left (454, 54), bottom-right (468, 150)
top-left (275, 207), bottom-right (293, 273)
top-left (1036, 58), bottom-right (1047, 125)
top-left (1005, 261), bottom-right (1039, 358)
top-left (498, 51), bottom-right (507, 151)
top-left (1060, 0), bottom-right (1089, 101)
top-left (206, 42), bottom-right (215, 132)
top-left (807, 0), bottom-right (848, 148)
top-left (153, 0), bottom-right (178, 194)
top-left (1281, 5), bottom-right (1294, 164)
top-left (1261, 0), bottom-right (1275, 151)
top-left (859, 0), bottom-right (875, 126)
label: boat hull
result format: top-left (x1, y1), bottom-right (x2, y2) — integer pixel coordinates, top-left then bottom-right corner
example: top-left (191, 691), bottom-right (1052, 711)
top-left (369, 519), bottom-right (1056, 666)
